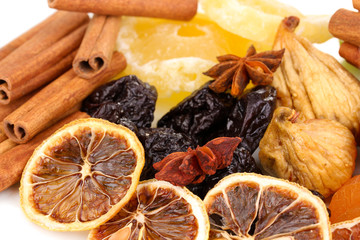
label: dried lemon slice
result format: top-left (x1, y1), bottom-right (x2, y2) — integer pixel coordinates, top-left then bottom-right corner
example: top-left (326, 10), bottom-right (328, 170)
top-left (20, 118), bottom-right (145, 231)
top-left (88, 180), bottom-right (209, 240)
top-left (332, 217), bottom-right (360, 239)
top-left (204, 173), bottom-right (331, 239)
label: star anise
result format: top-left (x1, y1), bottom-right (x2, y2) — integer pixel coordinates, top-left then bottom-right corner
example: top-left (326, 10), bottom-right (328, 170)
top-left (153, 137), bottom-right (241, 186)
top-left (204, 45), bottom-right (285, 97)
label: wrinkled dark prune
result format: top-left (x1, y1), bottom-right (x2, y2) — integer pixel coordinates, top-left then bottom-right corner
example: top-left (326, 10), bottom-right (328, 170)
top-left (117, 118), bottom-right (138, 135)
top-left (137, 127), bottom-right (195, 180)
top-left (81, 75), bottom-right (157, 128)
top-left (157, 81), bottom-right (235, 145)
top-left (187, 147), bottom-right (261, 199)
top-left (210, 85), bottom-right (277, 153)
top-left (157, 82), bottom-right (276, 152)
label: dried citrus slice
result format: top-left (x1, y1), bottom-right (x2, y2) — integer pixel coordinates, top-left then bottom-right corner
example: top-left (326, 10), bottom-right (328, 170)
top-left (203, 173), bottom-right (331, 239)
top-left (20, 118), bottom-right (145, 231)
top-left (331, 217), bottom-right (360, 239)
top-left (88, 180), bottom-right (209, 240)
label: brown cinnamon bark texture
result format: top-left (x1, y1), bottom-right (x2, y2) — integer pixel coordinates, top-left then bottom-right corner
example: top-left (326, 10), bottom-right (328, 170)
top-left (73, 15), bottom-right (121, 79)
top-left (3, 51), bottom-right (126, 144)
top-left (0, 111), bottom-right (89, 192)
top-left (0, 92), bottom-right (35, 122)
top-left (48, 0), bottom-right (198, 20)
top-left (0, 12), bottom-right (65, 61)
top-left (0, 12), bottom-right (89, 104)
top-left (329, 9), bottom-right (360, 46)
top-left (339, 42), bottom-right (360, 69)
top-left (0, 139), bottom-right (17, 155)
top-left (0, 125), bottom-right (6, 143)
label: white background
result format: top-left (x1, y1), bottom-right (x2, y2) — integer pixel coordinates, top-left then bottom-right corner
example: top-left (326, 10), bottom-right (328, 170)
top-left (0, 1), bottom-right (355, 239)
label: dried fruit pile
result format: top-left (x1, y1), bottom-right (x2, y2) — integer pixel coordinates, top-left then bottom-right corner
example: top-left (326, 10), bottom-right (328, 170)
top-left (2, 0), bottom-right (360, 240)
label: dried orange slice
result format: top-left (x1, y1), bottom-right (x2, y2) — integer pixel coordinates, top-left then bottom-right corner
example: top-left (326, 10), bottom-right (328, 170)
top-left (203, 173), bottom-right (331, 239)
top-left (332, 217), bottom-right (360, 239)
top-left (88, 179), bottom-right (209, 240)
top-left (20, 118), bottom-right (145, 231)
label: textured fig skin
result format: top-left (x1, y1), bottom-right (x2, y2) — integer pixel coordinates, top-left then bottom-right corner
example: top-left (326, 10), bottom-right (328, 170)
top-left (272, 17), bottom-right (360, 144)
top-left (259, 107), bottom-right (356, 198)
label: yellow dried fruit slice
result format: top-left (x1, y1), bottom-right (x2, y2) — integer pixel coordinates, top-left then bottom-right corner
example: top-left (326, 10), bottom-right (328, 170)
top-left (116, 15), bottom-right (253, 98)
top-left (88, 180), bottom-right (209, 240)
top-left (331, 217), bottom-right (360, 239)
top-left (20, 118), bottom-right (145, 231)
top-left (204, 173), bottom-right (331, 239)
top-left (200, 0), bottom-right (331, 46)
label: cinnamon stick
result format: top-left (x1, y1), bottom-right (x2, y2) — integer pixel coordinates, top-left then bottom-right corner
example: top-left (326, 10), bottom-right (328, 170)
top-left (0, 125), bottom-right (6, 143)
top-left (0, 13), bottom-right (89, 104)
top-left (48, 0), bottom-right (198, 21)
top-left (73, 15), bottom-right (121, 79)
top-left (0, 92), bottom-right (35, 122)
top-left (0, 24), bottom-right (85, 104)
top-left (339, 42), bottom-right (360, 69)
top-left (354, 0), bottom-right (360, 11)
top-left (0, 139), bottom-right (17, 155)
top-left (3, 51), bottom-right (126, 144)
top-left (0, 11), bottom-right (65, 61)
top-left (329, 9), bottom-right (360, 46)
top-left (0, 111), bottom-right (89, 192)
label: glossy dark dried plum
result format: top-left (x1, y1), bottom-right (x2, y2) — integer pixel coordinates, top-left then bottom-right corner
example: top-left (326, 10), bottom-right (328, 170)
top-left (82, 75), bottom-right (157, 128)
top-left (157, 81), bottom-right (235, 145)
top-left (117, 118), bottom-right (138, 135)
top-left (212, 85), bottom-right (277, 153)
top-left (187, 147), bottom-right (261, 199)
top-left (137, 127), bottom-right (195, 180)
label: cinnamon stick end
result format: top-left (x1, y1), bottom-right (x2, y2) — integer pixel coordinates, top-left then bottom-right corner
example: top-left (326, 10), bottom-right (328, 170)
top-left (73, 55), bottom-right (108, 80)
top-left (2, 119), bottom-right (29, 144)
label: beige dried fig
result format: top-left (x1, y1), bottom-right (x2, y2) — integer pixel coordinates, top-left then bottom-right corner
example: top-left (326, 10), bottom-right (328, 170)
top-left (259, 107), bottom-right (356, 198)
top-left (272, 16), bottom-right (360, 143)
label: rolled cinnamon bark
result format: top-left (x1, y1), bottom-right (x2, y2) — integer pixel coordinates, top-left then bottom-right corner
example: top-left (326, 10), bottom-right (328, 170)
top-left (48, 0), bottom-right (198, 21)
top-left (329, 9), bottom-right (360, 46)
top-left (0, 125), bottom-right (6, 143)
top-left (0, 139), bottom-right (17, 155)
top-left (0, 11), bottom-right (64, 61)
top-left (0, 13), bottom-right (89, 104)
top-left (3, 51), bottom-right (126, 144)
top-left (0, 111), bottom-right (89, 192)
top-left (0, 92), bottom-right (35, 122)
top-left (73, 15), bottom-right (121, 79)
top-left (339, 42), bottom-right (360, 69)
top-left (0, 24), bottom-right (86, 104)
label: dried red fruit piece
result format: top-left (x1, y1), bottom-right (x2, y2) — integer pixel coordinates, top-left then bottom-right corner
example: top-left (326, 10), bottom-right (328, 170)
top-left (154, 137), bottom-right (241, 186)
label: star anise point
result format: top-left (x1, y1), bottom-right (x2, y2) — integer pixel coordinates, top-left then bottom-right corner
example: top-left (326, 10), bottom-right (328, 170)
top-left (204, 46), bottom-right (285, 98)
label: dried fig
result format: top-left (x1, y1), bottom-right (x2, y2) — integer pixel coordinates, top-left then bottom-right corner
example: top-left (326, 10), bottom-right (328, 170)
top-left (272, 16), bottom-right (360, 143)
top-left (259, 107), bottom-right (356, 198)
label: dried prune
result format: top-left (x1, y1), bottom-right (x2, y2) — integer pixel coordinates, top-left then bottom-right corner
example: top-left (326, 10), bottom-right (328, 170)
top-left (82, 75), bottom-right (157, 128)
top-left (187, 147), bottom-right (261, 199)
top-left (137, 127), bottom-right (195, 180)
top-left (117, 118), bottom-right (138, 135)
top-left (210, 85), bottom-right (277, 153)
top-left (157, 81), bottom-right (235, 145)
top-left (158, 82), bottom-right (276, 153)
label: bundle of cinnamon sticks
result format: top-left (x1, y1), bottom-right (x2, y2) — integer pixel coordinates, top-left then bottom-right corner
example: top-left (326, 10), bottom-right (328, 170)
top-left (329, 0), bottom-right (360, 68)
top-left (0, 0), bottom-right (198, 192)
